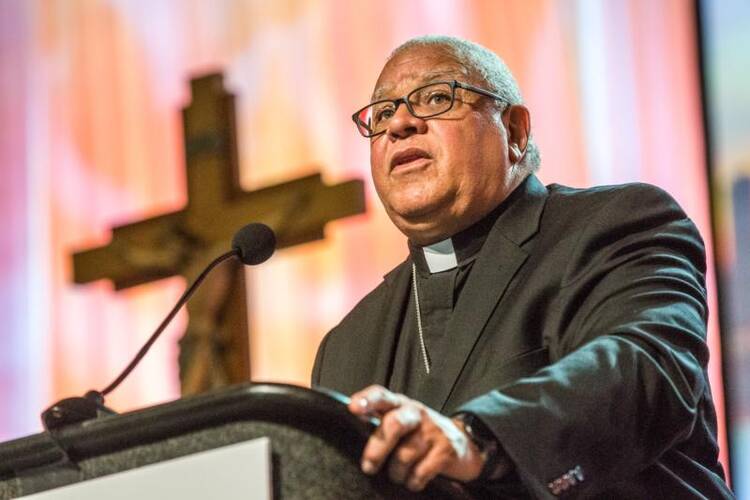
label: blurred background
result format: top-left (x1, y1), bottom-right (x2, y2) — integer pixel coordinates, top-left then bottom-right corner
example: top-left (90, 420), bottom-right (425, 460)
top-left (0, 0), bottom-right (747, 495)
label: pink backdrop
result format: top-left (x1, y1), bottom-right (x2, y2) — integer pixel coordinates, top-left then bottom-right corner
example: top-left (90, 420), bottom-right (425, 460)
top-left (0, 0), bottom-right (727, 472)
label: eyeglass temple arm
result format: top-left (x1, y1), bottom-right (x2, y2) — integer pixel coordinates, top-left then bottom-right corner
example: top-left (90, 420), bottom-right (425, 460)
top-left (454, 81), bottom-right (507, 104)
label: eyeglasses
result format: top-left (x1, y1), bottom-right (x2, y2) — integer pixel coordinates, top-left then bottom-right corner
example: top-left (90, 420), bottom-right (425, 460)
top-left (352, 80), bottom-right (507, 138)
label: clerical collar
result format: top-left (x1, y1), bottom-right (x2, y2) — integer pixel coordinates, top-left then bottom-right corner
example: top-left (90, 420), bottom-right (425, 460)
top-left (408, 200), bottom-right (506, 274)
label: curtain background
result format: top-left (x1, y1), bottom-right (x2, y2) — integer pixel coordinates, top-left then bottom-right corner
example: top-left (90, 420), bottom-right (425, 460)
top-left (700, 0), bottom-right (750, 494)
top-left (0, 0), bottom-right (737, 483)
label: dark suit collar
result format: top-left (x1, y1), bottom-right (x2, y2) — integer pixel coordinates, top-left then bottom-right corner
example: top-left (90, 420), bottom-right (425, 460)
top-left (400, 174), bottom-right (548, 411)
top-left (491, 173), bottom-right (547, 246)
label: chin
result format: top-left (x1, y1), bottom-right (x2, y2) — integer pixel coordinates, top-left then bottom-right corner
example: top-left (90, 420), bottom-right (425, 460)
top-left (384, 196), bottom-right (456, 236)
top-left (386, 194), bottom-right (448, 218)
top-left (391, 216), bottom-right (453, 245)
top-left (388, 202), bottom-right (438, 224)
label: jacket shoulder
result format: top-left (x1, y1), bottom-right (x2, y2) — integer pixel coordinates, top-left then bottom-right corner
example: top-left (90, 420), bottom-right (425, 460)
top-left (535, 181), bottom-right (704, 287)
top-left (545, 181), bottom-right (685, 214)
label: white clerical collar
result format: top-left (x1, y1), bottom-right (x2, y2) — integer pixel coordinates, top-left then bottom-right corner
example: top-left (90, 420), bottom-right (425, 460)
top-left (422, 238), bottom-right (458, 273)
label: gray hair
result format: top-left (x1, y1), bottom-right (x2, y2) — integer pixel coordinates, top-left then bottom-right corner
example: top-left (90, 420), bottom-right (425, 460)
top-left (388, 35), bottom-right (541, 171)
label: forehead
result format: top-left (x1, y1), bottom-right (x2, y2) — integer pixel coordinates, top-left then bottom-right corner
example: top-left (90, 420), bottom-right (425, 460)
top-left (372, 46), bottom-right (471, 101)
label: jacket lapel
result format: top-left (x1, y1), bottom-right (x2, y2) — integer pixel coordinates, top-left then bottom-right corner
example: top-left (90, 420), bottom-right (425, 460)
top-left (363, 261), bottom-right (412, 388)
top-left (420, 175), bottom-right (549, 412)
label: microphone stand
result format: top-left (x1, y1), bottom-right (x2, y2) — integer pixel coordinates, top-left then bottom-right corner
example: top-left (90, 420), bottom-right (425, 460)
top-left (41, 250), bottom-right (238, 431)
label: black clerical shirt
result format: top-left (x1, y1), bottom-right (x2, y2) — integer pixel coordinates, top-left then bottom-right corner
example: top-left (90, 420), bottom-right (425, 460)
top-left (388, 202), bottom-right (505, 401)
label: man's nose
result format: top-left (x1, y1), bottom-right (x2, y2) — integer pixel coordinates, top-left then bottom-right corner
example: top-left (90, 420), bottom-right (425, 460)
top-left (387, 103), bottom-right (427, 139)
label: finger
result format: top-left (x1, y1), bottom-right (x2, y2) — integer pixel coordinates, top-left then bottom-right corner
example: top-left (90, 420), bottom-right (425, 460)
top-left (349, 385), bottom-right (403, 418)
top-left (387, 431), bottom-right (430, 484)
top-left (361, 405), bottom-right (421, 475)
top-left (405, 440), bottom-right (454, 492)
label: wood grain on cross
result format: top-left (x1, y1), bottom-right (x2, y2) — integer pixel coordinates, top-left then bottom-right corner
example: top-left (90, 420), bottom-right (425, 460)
top-left (72, 73), bottom-right (365, 395)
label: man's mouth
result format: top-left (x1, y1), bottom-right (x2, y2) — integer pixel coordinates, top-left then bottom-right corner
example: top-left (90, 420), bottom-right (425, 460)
top-left (390, 148), bottom-right (432, 171)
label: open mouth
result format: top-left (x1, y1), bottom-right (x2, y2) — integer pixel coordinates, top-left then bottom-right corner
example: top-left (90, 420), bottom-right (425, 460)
top-left (390, 148), bottom-right (431, 170)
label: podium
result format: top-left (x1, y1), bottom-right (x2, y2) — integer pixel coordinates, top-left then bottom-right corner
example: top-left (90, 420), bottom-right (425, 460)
top-left (0, 384), bottom-right (473, 499)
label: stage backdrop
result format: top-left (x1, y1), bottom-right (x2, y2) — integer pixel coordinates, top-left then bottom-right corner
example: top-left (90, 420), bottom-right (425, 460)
top-left (701, 0), bottom-right (750, 493)
top-left (0, 0), bottom-right (729, 476)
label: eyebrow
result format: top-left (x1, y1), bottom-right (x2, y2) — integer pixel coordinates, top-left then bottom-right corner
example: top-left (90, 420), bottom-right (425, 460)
top-left (371, 67), bottom-right (469, 102)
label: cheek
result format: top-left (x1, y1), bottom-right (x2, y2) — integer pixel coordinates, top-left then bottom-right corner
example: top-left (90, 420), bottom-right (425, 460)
top-left (454, 122), bottom-right (508, 193)
top-left (448, 115), bottom-right (499, 154)
top-left (369, 144), bottom-right (388, 181)
top-left (469, 120), bottom-right (507, 168)
top-left (370, 139), bottom-right (386, 174)
top-left (370, 165), bottom-right (398, 212)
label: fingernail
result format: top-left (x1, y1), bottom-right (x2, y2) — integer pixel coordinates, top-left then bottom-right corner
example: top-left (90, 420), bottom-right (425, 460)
top-left (361, 459), bottom-right (376, 475)
top-left (357, 397), bottom-right (369, 410)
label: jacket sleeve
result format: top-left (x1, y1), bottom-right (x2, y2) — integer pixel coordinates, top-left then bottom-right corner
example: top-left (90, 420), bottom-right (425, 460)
top-left (458, 184), bottom-right (711, 497)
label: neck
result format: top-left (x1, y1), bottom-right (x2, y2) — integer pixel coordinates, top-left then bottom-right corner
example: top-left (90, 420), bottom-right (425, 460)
top-left (407, 173), bottom-right (531, 274)
top-left (408, 198), bottom-right (507, 274)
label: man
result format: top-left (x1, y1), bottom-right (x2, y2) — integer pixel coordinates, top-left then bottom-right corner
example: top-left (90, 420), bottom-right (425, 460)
top-left (312, 35), bottom-right (732, 498)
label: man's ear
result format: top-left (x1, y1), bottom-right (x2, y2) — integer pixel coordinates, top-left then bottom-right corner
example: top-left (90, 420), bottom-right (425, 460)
top-left (506, 105), bottom-right (530, 161)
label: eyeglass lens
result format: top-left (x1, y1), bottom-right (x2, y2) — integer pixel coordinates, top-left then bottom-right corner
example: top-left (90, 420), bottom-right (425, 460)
top-left (357, 82), bottom-right (454, 136)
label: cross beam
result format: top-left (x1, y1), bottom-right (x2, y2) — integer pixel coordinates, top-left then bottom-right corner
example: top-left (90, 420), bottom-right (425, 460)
top-left (72, 73), bottom-right (365, 394)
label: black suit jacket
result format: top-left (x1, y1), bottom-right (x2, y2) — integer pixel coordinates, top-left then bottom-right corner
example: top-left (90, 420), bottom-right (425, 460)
top-left (312, 175), bottom-right (732, 498)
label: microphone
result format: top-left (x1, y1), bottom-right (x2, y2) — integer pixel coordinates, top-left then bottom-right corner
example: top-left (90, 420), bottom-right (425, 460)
top-left (232, 222), bottom-right (276, 265)
top-left (41, 223), bottom-right (276, 431)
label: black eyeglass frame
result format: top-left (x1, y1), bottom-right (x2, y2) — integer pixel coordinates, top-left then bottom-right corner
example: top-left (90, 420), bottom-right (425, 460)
top-left (351, 80), bottom-right (508, 138)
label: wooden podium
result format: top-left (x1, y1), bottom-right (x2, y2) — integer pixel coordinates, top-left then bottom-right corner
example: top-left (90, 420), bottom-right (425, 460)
top-left (0, 384), bottom-right (473, 499)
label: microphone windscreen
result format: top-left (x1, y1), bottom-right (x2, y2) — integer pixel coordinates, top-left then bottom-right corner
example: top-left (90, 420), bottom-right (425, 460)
top-left (232, 223), bottom-right (276, 265)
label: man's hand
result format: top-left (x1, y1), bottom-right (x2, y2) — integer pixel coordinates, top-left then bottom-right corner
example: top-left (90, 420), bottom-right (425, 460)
top-left (348, 385), bottom-right (486, 491)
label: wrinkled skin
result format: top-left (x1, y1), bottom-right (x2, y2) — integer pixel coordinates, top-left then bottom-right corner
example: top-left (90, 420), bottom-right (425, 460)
top-left (369, 45), bottom-right (530, 245)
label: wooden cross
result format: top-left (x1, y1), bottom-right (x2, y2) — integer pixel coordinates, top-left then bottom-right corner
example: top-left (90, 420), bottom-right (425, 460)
top-left (73, 73), bottom-right (365, 395)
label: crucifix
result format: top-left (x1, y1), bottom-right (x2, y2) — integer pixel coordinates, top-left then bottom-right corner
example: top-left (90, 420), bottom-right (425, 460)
top-left (72, 73), bottom-right (365, 396)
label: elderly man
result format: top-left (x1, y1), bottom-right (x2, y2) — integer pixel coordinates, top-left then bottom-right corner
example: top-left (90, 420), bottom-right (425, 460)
top-left (312, 35), bottom-right (732, 498)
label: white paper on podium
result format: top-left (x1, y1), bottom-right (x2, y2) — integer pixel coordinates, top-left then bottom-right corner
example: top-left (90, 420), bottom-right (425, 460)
top-left (21, 436), bottom-right (271, 500)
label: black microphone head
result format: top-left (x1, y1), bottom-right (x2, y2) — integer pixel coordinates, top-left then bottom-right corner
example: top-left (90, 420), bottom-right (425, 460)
top-left (232, 223), bottom-right (276, 265)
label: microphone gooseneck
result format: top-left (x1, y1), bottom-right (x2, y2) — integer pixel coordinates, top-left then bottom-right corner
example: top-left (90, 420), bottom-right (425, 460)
top-left (41, 223), bottom-right (277, 431)
top-left (101, 223), bottom-right (276, 397)
top-left (100, 249), bottom-right (238, 397)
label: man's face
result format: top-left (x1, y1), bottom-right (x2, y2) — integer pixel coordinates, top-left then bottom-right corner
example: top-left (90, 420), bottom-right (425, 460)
top-left (369, 46), bottom-right (526, 245)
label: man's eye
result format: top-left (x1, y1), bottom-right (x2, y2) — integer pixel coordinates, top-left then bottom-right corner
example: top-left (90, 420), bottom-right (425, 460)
top-left (427, 92), bottom-right (451, 105)
top-left (374, 108), bottom-right (394, 124)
